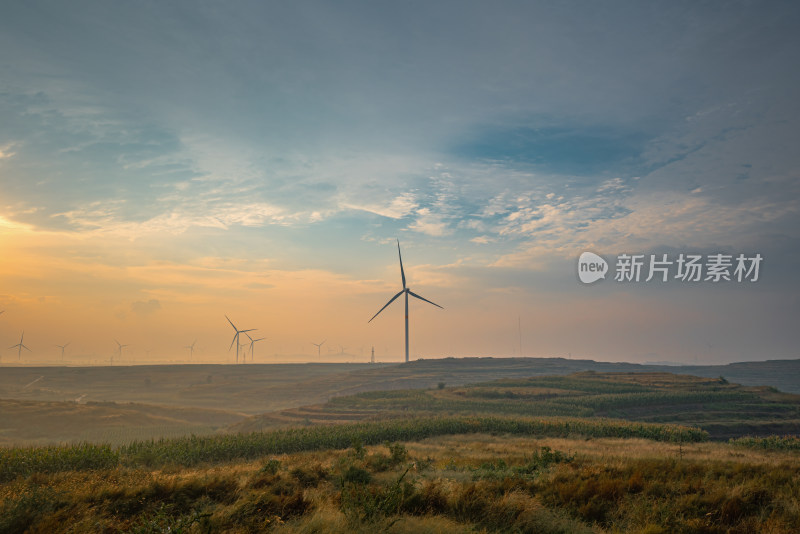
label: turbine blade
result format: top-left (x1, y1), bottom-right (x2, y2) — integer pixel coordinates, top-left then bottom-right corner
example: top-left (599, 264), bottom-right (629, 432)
top-left (229, 332), bottom-right (238, 351)
top-left (225, 315), bottom-right (237, 331)
top-left (408, 290), bottom-right (444, 309)
top-left (397, 239), bottom-right (406, 289)
top-left (368, 289), bottom-right (405, 323)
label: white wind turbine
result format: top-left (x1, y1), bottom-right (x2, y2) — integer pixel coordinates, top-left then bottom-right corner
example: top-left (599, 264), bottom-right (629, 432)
top-left (369, 240), bottom-right (443, 363)
top-left (55, 342), bottom-right (70, 361)
top-left (311, 340), bottom-right (326, 358)
top-left (10, 331), bottom-right (31, 361)
top-left (185, 340), bottom-right (197, 361)
top-left (114, 339), bottom-right (128, 365)
top-left (245, 333), bottom-right (265, 363)
top-left (226, 315), bottom-right (255, 364)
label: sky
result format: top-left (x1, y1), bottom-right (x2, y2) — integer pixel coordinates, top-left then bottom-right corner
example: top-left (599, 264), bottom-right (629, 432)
top-left (1, 1), bottom-right (799, 365)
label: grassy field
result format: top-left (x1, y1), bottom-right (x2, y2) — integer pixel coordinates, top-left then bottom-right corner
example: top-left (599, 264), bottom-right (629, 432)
top-left (1, 429), bottom-right (797, 533)
top-left (1, 363), bottom-right (799, 531)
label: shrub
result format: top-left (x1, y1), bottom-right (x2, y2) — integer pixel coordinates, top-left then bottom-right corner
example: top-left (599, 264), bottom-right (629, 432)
top-left (260, 458), bottom-right (281, 475)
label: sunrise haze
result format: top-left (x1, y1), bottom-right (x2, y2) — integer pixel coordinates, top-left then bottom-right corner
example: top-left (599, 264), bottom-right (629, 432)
top-left (1, 2), bottom-right (798, 365)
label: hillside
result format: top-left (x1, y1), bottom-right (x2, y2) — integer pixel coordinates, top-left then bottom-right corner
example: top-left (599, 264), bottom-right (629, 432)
top-left (0, 399), bottom-right (244, 446)
top-left (1, 358), bottom-right (798, 446)
top-left (232, 371), bottom-right (800, 440)
top-left (1, 410), bottom-right (797, 532)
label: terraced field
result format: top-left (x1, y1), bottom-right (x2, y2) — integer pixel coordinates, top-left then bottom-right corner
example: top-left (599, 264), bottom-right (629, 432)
top-left (233, 372), bottom-right (800, 440)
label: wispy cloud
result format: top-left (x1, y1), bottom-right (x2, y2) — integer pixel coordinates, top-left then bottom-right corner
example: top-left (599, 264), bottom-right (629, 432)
top-left (344, 192), bottom-right (418, 219)
top-left (0, 142), bottom-right (17, 159)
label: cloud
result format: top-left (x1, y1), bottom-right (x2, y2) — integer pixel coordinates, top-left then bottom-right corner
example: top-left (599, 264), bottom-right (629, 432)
top-left (344, 192), bottom-right (418, 219)
top-left (409, 207), bottom-right (452, 237)
top-left (131, 299), bottom-right (161, 315)
top-left (0, 143), bottom-right (17, 159)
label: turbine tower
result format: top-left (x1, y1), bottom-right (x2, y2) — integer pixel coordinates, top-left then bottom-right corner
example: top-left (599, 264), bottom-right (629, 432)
top-left (56, 342), bottom-right (70, 361)
top-left (185, 340), bottom-right (197, 361)
top-left (10, 331), bottom-right (31, 361)
top-left (245, 333), bottom-right (266, 363)
top-left (368, 240), bottom-right (443, 363)
top-left (226, 315), bottom-right (255, 364)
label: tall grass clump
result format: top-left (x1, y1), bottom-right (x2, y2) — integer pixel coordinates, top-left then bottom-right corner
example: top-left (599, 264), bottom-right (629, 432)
top-left (0, 443), bottom-right (118, 482)
top-left (729, 435), bottom-right (800, 451)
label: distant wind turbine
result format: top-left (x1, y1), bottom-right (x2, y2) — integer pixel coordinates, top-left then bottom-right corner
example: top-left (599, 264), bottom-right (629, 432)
top-left (311, 340), bottom-right (326, 357)
top-left (246, 333), bottom-right (265, 362)
top-left (368, 240), bottom-right (443, 363)
top-left (9, 331), bottom-right (31, 361)
top-left (226, 315), bottom-right (256, 364)
top-left (114, 339), bottom-right (128, 364)
top-left (339, 345), bottom-right (347, 355)
top-left (185, 340), bottom-right (197, 360)
top-left (56, 342), bottom-right (70, 361)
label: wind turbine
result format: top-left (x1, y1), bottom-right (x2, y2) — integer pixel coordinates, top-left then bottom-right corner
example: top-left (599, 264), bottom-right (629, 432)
top-left (368, 240), bottom-right (443, 363)
top-left (339, 345), bottom-right (347, 355)
top-left (246, 333), bottom-right (265, 362)
top-left (114, 339), bottom-right (128, 364)
top-left (55, 342), bottom-right (70, 361)
top-left (9, 331), bottom-right (31, 361)
top-left (226, 315), bottom-right (255, 364)
top-left (311, 340), bottom-right (326, 357)
top-left (185, 340), bottom-right (197, 361)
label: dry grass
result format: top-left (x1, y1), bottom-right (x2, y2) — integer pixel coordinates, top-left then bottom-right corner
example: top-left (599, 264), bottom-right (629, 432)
top-left (2, 432), bottom-right (797, 533)
top-left (408, 433), bottom-right (800, 467)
